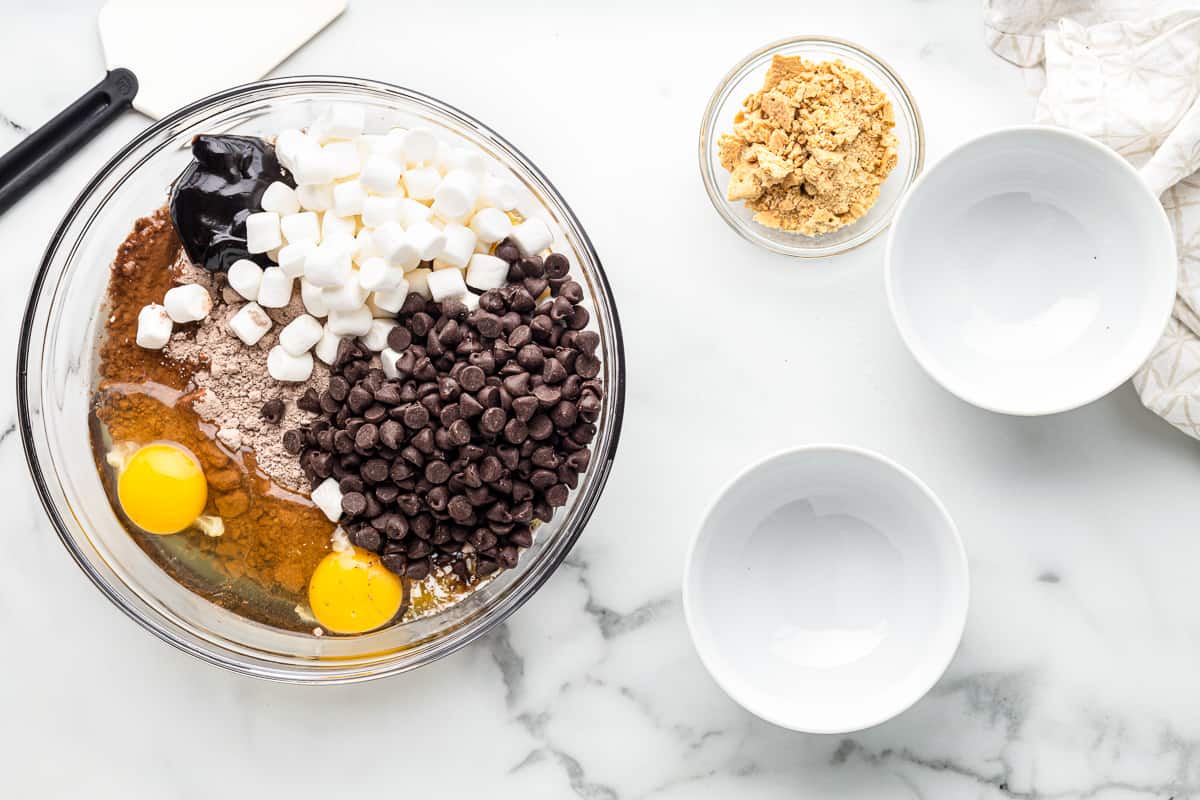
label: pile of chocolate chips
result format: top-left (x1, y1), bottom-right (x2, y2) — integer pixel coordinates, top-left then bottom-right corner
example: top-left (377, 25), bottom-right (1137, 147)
top-left (283, 246), bottom-right (602, 582)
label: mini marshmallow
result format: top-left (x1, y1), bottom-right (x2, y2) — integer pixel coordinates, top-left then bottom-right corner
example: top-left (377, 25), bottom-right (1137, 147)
top-left (304, 241), bottom-right (352, 287)
top-left (245, 211), bottom-right (281, 254)
top-left (227, 259), bottom-right (264, 300)
top-left (433, 169), bottom-right (480, 221)
top-left (332, 179), bottom-right (367, 217)
top-left (403, 166), bottom-right (441, 201)
top-left (257, 267), bottom-right (294, 308)
top-left (327, 306), bottom-right (374, 336)
top-left (369, 129), bottom-right (406, 160)
top-left (461, 291), bottom-right (481, 311)
top-left (310, 477), bottom-right (343, 522)
top-left (321, 211), bottom-right (357, 241)
top-left (361, 318), bottom-right (394, 351)
top-left (274, 129), bottom-right (316, 172)
top-left (360, 154), bottom-right (404, 195)
top-left (361, 195), bottom-right (402, 227)
top-left (380, 346), bottom-right (402, 379)
top-left (510, 217), bottom-right (553, 257)
top-left (438, 223), bottom-right (477, 269)
top-left (466, 253), bottom-right (510, 291)
top-left (480, 175), bottom-right (520, 211)
top-left (359, 256), bottom-right (406, 291)
top-left (313, 327), bottom-right (342, 364)
top-left (458, 148), bottom-right (490, 174)
top-left (426, 266), bottom-right (468, 301)
top-left (300, 278), bottom-right (330, 318)
top-left (352, 228), bottom-right (376, 265)
top-left (322, 272), bottom-right (369, 312)
top-left (267, 345), bottom-right (314, 382)
top-left (371, 280), bottom-right (410, 313)
top-left (323, 140), bottom-right (361, 179)
top-left (406, 220), bottom-right (447, 260)
top-left (260, 181), bottom-right (300, 215)
top-left (296, 183), bottom-right (334, 212)
top-left (293, 146), bottom-right (337, 186)
top-left (398, 197), bottom-right (433, 227)
top-left (228, 302), bottom-right (272, 345)
top-left (367, 293), bottom-right (399, 318)
top-left (433, 140), bottom-right (463, 174)
top-left (403, 127), bottom-right (438, 164)
top-left (276, 240), bottom-right (316, 278)
top-left (470, 207), bottom-right (513, 243)
top-left (278, 313), bottom-right (324, 356)
top-left (163, 284), bottom-right (212, 323)
top-left (407, 268), bottom-right (432, 299)
top-left (372, 222), bottom-right (421, 270)
top-left (135, 304), bottom-right (173, 349)
top-left (323, 104), bottom-right (365, 140)
top-left (280, 211), bottom-right (321, 244)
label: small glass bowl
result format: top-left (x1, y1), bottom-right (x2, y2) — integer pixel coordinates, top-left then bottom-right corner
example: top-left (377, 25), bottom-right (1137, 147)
top-left (699, 36), bottom-right (925, 258)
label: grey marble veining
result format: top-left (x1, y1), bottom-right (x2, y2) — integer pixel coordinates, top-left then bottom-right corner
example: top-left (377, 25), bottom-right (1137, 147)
top-left (3, 0), bottom-right (1200, 797)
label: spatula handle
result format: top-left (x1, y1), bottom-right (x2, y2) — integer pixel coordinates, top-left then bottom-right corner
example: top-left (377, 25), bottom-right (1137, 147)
top-left (0, 68), bottom-right (138, 215)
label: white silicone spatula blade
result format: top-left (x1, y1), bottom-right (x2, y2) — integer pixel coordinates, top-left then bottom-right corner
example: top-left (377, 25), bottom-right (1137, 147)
top-left (97, 0), bottom-right (347, 119)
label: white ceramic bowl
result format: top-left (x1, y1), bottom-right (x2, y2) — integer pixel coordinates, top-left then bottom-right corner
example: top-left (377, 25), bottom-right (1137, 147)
top-left (683, 446), bottom-right (968, 734)
top-left (886, 126), bottom-right (1177, 416)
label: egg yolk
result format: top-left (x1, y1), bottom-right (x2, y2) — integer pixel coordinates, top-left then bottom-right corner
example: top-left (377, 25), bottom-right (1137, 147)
top-left (117, 442), bottom-right (208, 535)
top-left (308, 548), bottom-right (404, 634)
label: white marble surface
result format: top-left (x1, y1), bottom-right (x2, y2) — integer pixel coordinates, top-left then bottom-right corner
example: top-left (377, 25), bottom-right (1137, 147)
top-left (3, 1), bottom-right (1199, 797)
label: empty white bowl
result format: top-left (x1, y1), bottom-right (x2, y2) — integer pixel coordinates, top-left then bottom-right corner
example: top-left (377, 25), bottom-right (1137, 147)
top-left (886, 126), bottom-right (1177, 415)
top-left (683, 446), bottom-right (968, 734)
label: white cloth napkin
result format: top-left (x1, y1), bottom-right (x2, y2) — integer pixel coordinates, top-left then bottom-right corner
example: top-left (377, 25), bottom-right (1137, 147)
top-left (985, 1), bottom-right (1200, 437)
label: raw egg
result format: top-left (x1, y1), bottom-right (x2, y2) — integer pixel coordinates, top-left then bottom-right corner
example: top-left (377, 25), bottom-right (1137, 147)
top-left (308, 547), bottom-right (404, 634)
top-left (117, 442), bottom-right (208, 534)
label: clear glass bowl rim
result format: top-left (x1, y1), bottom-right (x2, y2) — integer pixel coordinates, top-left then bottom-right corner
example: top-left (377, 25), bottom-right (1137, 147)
top-left (16, 75), bottom-right (626, 683)
top-left (698, 35), bottom-right (927, 258)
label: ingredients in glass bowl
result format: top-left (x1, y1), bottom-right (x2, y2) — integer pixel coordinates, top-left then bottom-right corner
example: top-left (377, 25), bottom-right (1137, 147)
top-left (717, 55), bottom-right (898, 236)
top-left (90, 104), bottom-right (606, 635)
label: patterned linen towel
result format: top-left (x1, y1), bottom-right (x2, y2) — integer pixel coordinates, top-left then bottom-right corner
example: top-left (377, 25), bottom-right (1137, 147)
top-left (985, 1), bottom-right (1200, 437)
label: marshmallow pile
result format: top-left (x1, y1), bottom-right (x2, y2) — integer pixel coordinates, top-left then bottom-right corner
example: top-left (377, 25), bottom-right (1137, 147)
top-left (135, 104), bottom-right (558, 386)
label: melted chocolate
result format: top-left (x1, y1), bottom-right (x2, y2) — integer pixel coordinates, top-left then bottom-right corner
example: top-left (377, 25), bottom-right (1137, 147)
top-left (168, 135), bottom-right (292, 272)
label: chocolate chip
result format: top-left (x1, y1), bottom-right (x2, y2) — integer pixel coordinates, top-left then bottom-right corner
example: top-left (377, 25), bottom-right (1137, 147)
top-left (351, 527), bottom-right (382, 551)
top-left (520, 255), bottom-right (545, 278)
top-left (495, 240), bottom-right (520, 263)
top-left (503, 372), bottom-right (531, 397)
top-left (480, 406), bottom-right (507, 436)
top-left (402, 403), bottom-right (430, 429)
top-left (259, 398), bottom-right (285, 424)
top-left (567, 306), bottom-right (590, 330)
top-left (282, 429), bottom-right (304, 454)
top-left (458, 365), bottom-right (486, 392)
top-left (538, 251), bottom-right (565, 276)
top-left (502, 418), bottom-right (527, 444)
top-left (297, 387), bottom-right (321, 413)
top-left (523, 277), bottom-right (549, 298)
top-left (342, 492), bottom-right (368, 516)
top-left (575, 354), bottom-right (600, 379)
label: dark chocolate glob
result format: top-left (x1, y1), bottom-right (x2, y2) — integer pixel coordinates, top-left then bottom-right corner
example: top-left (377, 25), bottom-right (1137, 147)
top-left (169, 135), bottom-right (292, 272)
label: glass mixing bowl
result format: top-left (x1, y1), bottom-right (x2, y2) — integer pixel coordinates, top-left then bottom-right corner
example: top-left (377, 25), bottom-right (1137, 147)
top-left (699, 36), bottom-right (925, 258)
top-left (18, 76), bottom-right (625, 683)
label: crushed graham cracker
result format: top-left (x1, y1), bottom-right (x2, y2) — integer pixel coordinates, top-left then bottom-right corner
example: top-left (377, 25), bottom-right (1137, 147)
top-left (717, 55), bottom-right (898, 236)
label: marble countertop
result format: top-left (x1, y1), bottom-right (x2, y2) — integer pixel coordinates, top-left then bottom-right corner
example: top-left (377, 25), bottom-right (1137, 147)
top-left (4, 1), bottom-right (1200, 797)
